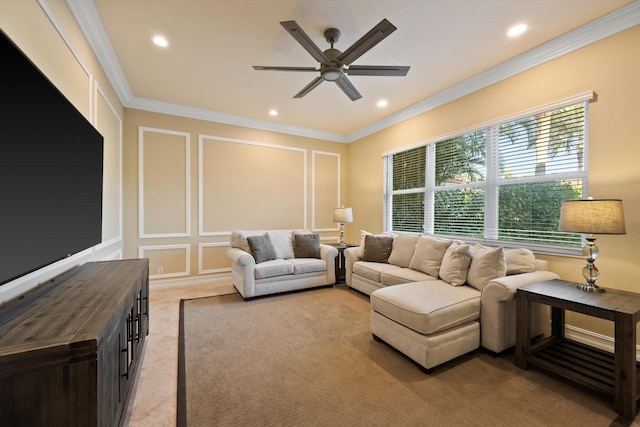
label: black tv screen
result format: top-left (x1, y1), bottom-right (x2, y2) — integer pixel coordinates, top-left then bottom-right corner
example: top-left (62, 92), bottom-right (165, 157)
top-left (0, 30), bottom-right (104, 286)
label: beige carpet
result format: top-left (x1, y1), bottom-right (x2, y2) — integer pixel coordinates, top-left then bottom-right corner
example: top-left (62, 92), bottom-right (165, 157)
top-left (177, 285), bottom-right (633, 427)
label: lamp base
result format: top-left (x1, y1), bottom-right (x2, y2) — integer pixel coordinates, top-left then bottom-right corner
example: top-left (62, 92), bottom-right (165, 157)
top-left (577, 283), bottom-right (606, 293)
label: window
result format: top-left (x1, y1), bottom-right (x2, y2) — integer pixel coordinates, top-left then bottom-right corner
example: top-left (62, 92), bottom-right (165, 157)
top-left (383, 96), bottom-right (589, 250)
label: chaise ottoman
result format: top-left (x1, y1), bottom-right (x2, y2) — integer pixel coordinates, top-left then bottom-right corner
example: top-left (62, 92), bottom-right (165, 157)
top-left (370, 280), bottom-right (481, 372)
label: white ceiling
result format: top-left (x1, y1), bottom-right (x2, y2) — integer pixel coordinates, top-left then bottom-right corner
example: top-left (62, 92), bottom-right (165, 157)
top-left (69, 0), bottom-right (638, 142)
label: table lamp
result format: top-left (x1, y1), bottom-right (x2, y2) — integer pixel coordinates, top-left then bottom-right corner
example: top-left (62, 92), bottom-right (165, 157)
top-left (333, 207), bottom-right (353, 247)
top-left (558, 198), bottom-right (626, 292)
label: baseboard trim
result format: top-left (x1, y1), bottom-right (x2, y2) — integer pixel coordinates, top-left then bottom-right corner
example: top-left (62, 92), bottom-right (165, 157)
top-left (150, 273), bottom-right (232, 290)
top-left (565, 324), bottom-right (640, 362)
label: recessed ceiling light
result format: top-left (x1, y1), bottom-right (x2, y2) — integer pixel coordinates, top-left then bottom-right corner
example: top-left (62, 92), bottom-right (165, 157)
top-left (507, 24), bottom-right (527, 37)
top-left (377, 99), bottom-right (388, 108)
top-left (152, 35), bottom-right (169, 47)
top-left (269, 109), bottom-right (278, 116)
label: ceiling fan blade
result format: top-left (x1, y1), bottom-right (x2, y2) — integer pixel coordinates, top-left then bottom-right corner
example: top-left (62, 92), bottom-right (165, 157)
top-left (334, 75), bottom-right (362, 101)
top-left (346, 65), bottom-right (410, 76)
top-left (337, 19), bottom-right (397, 65)
top-left (294, 76), bottom-right (324, 98)
top-left (253, 66), bottom-right (318, 72)
top-left (280, 21), bottom-right (331, 65)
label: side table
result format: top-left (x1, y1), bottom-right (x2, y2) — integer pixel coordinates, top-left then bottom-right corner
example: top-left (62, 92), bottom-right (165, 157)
top-left (515, 279), bottom-right (640, 419)
top-left (328, 243), bottom-right (358, 284)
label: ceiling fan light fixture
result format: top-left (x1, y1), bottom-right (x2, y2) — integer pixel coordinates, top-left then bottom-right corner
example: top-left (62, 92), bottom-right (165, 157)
top-left (322, 67), bottom-right (342, 81)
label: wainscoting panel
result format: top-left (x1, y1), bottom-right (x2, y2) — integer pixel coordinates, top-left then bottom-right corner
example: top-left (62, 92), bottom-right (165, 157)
top-left (198, 243), bottom-right (231, 275)
top-left (312, 150), bottom-right (341, 232)
top-left (199, 135), bottom-right (306, 235)
top-left (139, 244), bottom-right (191, 280)
top-left (139, 127), bottom-right (190, 238)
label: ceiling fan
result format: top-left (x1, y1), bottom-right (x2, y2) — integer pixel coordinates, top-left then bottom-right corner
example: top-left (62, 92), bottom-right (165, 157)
top-left (253, 19), bottom-right (410, 101)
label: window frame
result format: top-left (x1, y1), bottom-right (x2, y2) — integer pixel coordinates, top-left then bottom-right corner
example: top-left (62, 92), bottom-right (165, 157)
top-left (383, 92), bottom-right (593, 255)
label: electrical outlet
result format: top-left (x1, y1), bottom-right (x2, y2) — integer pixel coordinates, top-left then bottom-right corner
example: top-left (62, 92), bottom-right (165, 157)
top-left (157, 266), bottom-right (164, 275)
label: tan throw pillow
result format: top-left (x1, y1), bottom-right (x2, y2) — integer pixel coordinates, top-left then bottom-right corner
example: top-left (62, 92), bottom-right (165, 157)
top-left (504, 248), bottom-right (536, 275)
top-left (439, 244), bottom-right (473, 286)
top-left (387, 235), bottom-right (419, 267)
top-left (362, 235), bottom-right (394, 263)
top-left (293, 233), bottom-right (321, 259)
top-left (408, 235), bottom-right (453, 277)
top-left (467, 244), bottom-right (507, 291)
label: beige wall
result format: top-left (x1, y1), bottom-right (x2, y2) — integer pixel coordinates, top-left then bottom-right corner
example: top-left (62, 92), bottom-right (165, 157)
top-left (123, 109), bottom-right (349, 281)
top-left (348, 25), bottom-right (640, 337)
top-left (0, 0), bottom-right (125, 304)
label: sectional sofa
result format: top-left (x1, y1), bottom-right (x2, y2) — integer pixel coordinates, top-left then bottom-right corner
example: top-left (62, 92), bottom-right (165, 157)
top-left (344, 232), bottom-right (559, 371)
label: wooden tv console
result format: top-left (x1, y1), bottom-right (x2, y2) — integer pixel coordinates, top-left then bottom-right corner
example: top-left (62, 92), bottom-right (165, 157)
top-left (0, 259), bottom-right (149, 427)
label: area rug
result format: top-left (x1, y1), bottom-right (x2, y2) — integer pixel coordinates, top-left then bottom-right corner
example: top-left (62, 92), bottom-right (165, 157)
top-left (177, 286), bottom-right (627, 426)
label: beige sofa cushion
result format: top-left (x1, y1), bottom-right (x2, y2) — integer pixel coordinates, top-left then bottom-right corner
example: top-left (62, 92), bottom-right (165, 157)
top-left (380, 267), bottom-right (435, 286)
top-left (504, 248), bottom-right (536, 275)
top-left (439, 244), bottom-right (473, 286)
top-left (467, 244), bottom-right (507, 291)
top-left (371, 281), bottom-right (481, 335)
top-left (254, 259), bottom-right (294, 279)
top-left (288, 258), bottom-right (326, 274)
top-left (387, 235), bottom-right (419, 267)
top-left (409, 235), bottom-right (453, 277)
top-left (353, 261), bottom-right (401, 282)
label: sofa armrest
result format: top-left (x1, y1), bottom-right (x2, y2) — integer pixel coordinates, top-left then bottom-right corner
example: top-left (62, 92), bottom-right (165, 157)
top-left (480, 270), bottom-right (560, 353)
top-left (343, 246), bottom-right (360, 286)
top-left (320, 244), bottom-right (339, 284)
top-left (481, 270), bottom-right (560, 303)
top-left (227, 247), bottom-right (256, 298)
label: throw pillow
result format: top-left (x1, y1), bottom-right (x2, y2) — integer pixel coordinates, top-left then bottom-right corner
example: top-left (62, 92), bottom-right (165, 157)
top-left (408, 235), bottom-right (453, 277)
top-left (294, 233), bottom-right (321, 259)
top-left (247, 234), bottom-right (277, 264)
top-left (267, 230), bottom-right (295, 259)
top-left (466, 244), bottom-right (507, 291)
top-left (357, 230), bottom-right (397, 259)
top-left (504, 248), bottom-right (536, 275)
top-left (362, 235), bottom-right (394, 263)
top-left (439, 244), bottom-right (473, 286)
top-left (387, 235), bottom-right (419, 268)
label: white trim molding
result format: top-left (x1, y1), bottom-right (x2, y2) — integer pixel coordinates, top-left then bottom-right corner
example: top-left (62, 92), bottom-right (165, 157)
top-left (138, 244), bottom-right (191, 280)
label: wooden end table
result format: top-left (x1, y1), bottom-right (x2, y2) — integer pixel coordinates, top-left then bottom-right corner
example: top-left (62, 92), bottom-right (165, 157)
top-left (328, 243), bottom-right (358, 284)
top-left (515, 279), bottom-right (640, 419)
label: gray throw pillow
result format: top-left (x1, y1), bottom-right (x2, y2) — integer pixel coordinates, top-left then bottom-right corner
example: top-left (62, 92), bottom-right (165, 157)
top-left (247, 234), bottom-right (277, 264)
top-left (362, 235), bottom-right (394, 263)
top-left (294, 233), bottom-right (321, 258)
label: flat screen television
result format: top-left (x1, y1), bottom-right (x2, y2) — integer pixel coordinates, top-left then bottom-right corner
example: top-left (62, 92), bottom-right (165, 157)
top-left (0, 29), bottom-right (104, 287)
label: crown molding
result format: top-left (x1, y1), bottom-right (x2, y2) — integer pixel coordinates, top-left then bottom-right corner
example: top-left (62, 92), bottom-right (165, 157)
top-left (127, 97), bottom-right (348, 142)
top-left (346, 1), bottom-right (640, 142)
top-left (66, 0), bottom-right (640, 144)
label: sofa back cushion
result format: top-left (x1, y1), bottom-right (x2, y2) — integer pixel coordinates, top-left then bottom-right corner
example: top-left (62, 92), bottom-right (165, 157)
top-left (466, 244), bottom-right (507, 291)
top-left (439, 244), bottom-right (473, 286)
top-left (267, 230), bottom-right (295, 259)
top-left (504, 248), bottom-right (536, 275)
top-left (247, 234), bottom-right (277, 263)
top-left (362, 235), bottom-right (394, 263)
top-left (231, 230), bottom-right (265, 253)
top-left (387, 235), bottom-right (419, 267)
top-left (408, 235), bottom-right (453, 277)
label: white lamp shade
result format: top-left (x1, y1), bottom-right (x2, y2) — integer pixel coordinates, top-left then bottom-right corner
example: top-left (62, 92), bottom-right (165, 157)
top-left (558, 199), bottom-right (626, 234)
top-left (333, 207), bottom-right (353, 223)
